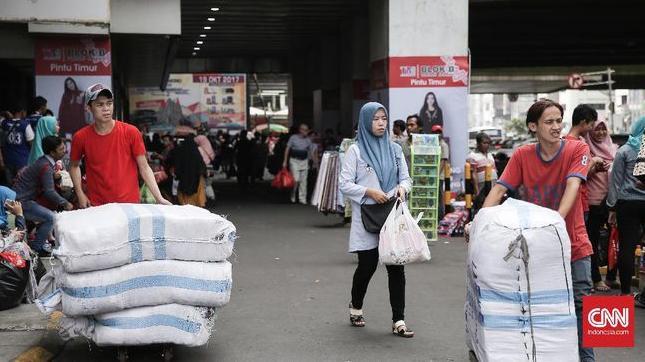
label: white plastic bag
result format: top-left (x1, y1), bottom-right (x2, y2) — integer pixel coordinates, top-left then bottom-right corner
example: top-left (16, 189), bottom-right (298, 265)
top-left (378, 199), bottom-right (431, 265)
top-left (205, 183), bottom-right (216, 200)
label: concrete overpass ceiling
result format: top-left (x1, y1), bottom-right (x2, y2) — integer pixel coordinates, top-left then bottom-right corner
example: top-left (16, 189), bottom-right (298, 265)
top-left (470, 0), bottom-right (645, 68)
top-left (180, 0), bottom-right (364, 58)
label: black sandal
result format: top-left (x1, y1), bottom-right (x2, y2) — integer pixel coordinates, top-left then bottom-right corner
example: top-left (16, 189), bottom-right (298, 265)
top-left (349, 303), bottom-right (365, 327)
top-left (392, 320), bottom-right (414, 338)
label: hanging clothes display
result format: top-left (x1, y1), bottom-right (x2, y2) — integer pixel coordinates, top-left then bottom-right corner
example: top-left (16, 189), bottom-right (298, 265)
top-left (312, 151), bottom-right (341, 213)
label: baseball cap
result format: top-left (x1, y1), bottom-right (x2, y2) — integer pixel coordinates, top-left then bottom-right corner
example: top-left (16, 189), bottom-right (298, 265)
top-left (84, 83), bottom-right (113, 105)
top-left (431, 125), bottom-right (443, 133)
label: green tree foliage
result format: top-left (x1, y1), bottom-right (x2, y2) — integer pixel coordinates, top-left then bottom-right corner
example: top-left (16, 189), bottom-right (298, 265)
top-left (505, 118), bottom-right (527, 136)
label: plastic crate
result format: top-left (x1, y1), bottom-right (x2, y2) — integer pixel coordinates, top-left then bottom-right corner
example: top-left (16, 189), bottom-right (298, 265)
top-left (410, 187), bottom-right (438, 198)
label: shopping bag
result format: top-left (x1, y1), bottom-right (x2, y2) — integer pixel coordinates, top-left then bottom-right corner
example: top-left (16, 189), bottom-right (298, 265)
top-left (608, 226), bottom-right (619, 271)
top-left (379, 199), bottom-right (431, 265)
top-left (0, 252), bottom-right (29, 311)
top-left (139, 185), bottom-right (156, 204)
top-left (271, 167), bottom-right (295, 189)
top-left (205, 183), bottom-right (216, 200)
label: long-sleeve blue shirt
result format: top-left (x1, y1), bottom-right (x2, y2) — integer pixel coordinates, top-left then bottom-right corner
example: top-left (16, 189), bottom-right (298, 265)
top-left (606, 144), bottom-right (645, 207)
top-left (339, 143), bottom-right (412, 252)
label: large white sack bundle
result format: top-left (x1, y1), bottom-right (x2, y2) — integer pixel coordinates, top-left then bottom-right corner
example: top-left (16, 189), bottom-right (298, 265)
top-left (57, 259), bottom-right (232, 316)
top-left (57, 304), bottom-right (216, 347)
top-left (54, 203), bottom-right (236, 272)
top-left (465, 198), bottom-right (578, 362)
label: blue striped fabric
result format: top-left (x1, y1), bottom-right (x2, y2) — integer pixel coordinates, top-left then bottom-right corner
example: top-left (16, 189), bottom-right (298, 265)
top-left (478, 288), bottom-right (570, 305)
top-left (142, 204), bottom-right (167, 260)
top-left (63, 275), bottom-right (231, 298)
top-left (97, 314), bottom-right (202, 333)
top-left (481, 314), bottom-right (576, 330)
top-left (120, 204), bottom-right (143, 263)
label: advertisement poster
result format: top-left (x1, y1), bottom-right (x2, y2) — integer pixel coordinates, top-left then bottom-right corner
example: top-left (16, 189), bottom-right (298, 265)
top-left (34, 37), bottom-right (112, 137)
top-left (387, 56), bottom-right (469, 188)
top-left (129, 73), bottom-right (246, 132)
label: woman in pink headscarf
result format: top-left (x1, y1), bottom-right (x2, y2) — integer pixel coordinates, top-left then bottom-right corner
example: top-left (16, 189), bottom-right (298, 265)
top-left (194, 134), bottom-right (215, 166)
top-left (583, 119), bottom-right (618, 292)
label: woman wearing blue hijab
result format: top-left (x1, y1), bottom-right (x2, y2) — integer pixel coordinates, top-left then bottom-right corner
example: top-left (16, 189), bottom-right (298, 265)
top-left (28, 116), bottom-right (59, 165)
top-left (606, 116), bottom-right (645, 296)
top-left (339, 102), bottom-right (414, 337)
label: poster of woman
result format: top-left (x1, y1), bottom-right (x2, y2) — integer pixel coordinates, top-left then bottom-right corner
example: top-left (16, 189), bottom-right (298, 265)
top-left (35, 37), bottom-right (112, 138)
top-left (418, 91), bottom-right (443, 133)
top-left (58, 77), bottom-right (86, 135)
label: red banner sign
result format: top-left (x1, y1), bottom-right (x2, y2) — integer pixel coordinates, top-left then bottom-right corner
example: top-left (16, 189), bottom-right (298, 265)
top-left (388, 56), bottom-right (469, 88)
top-left (192, 74), bottom-right (245, 85)
top-left (35, 37), bottom-right (112, 76)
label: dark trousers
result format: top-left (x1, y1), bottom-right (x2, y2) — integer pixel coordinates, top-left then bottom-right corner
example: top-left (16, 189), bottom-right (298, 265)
top-left (616, 199), bottom-right (645, 295)
top-left (586, 204), bottom-right (609, 284)
top-left (351, 248), bottom-right (405, 322)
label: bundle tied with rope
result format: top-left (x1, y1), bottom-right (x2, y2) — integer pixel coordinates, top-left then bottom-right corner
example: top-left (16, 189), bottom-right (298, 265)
top-left (465, 199), bottom-right (577, 362)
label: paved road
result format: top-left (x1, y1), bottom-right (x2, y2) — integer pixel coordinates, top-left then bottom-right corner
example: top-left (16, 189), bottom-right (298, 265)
top-left (8, 181), bottom-right (643, 361)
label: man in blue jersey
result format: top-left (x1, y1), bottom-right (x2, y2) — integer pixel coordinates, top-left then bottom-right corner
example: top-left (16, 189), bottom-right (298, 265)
top-left (24, 96), bottom-right (48, 131)
top-left (1, 105), bottom-right (34, 184)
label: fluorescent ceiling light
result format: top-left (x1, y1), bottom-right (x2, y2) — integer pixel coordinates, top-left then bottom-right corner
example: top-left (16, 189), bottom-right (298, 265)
top-left (199, 34), bottom-right (207, 38)
top-left (207, 18), bottom-right (215, 21)
top-left (260, 90), bottom-right (285, 96)
top-left (194, 47), bottom-right (200, 50)
top-left (203, 26), bottom-right (211, 30)
top-left (211, 7), bottom-right (220, 11)
top-left (196, 41), bottom-right (204, 45)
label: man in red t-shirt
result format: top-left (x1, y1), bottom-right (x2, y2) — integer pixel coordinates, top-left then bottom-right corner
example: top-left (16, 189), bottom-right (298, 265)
top-left (565, 105), bottom-right (607, 218)
top-left (70, 83), bottom-right (170, 207)
top-left (481, 100), bottom-right (595, 362)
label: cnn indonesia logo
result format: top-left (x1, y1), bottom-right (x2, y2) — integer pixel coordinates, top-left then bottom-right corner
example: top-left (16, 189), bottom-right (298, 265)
top-left (583, 296), bottom-right (634, 348)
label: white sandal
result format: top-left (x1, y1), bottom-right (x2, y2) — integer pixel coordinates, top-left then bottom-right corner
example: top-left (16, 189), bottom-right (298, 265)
top-left (349, 303), bottom-right (365, 327)
top-left (392, 320), bottom-right (414, 338)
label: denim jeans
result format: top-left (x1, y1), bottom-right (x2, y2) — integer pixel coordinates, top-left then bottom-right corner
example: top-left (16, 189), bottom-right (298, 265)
top-left (572, 256), bottom-right (595, 362)
top-left (22, 200), bottom-right (55, 252)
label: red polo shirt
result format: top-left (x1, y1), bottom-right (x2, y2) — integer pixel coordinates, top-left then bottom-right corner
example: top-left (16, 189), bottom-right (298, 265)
top-left (497, 139), bottom-right (593, 261)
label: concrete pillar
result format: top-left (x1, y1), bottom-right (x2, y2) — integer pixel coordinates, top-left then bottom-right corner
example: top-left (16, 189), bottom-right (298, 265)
top-left (339, 15), bottom-right (370, 138)
top-left (312, 35), bottom-right (341, 133)
top-left (368, 0), bottom-right (469, 186)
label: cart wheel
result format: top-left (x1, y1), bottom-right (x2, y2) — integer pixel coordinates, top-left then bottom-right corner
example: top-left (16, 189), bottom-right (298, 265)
top-left (161, 345), bottom-right (173, 361)
top-left (468, 350), bottom-right (478, 362)
top-left (117, 347), bottom-right (128, 362)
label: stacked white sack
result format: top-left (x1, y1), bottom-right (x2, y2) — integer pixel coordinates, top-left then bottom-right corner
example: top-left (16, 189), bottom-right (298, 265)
top-left (53, 203), bottom-right (236, 272)
top-left (465, 198), bottom-right (578, 362)
top-left (36, 203), bottom-right (236, 347)
top-left (57, 259), bottom-right (231, 316)
top-left (57, 304), bottom-right (216, 347)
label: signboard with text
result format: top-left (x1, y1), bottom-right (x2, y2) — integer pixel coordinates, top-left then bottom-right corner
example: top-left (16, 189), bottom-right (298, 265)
top-left (35, 37), bottom-right (112, 136)
top-left (386, 56), bottom-right (470, 189)
top-left (129, 73), bottom-right (247, 131)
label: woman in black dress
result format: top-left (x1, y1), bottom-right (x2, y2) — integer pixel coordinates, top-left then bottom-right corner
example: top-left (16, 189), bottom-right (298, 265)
top-left (418, 91), bottom-right (443, 133)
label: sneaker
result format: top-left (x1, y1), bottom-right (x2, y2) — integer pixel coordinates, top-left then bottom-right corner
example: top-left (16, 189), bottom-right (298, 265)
top-left (37, 249), bottom-right (52, 258)
top-left (41, 243), bottom-right (53, 253)
top-left (635, 293), bottom-right (645, 309)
